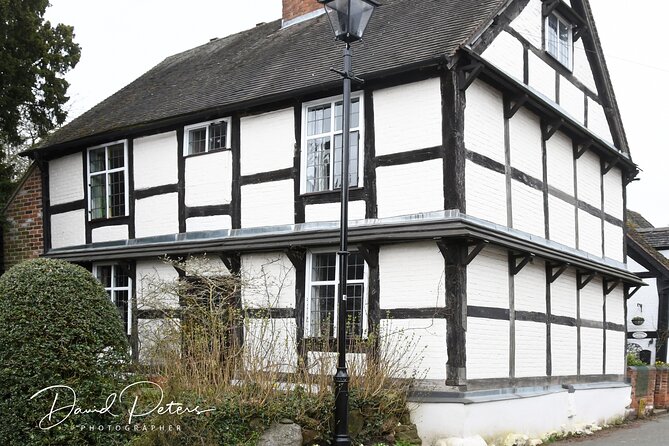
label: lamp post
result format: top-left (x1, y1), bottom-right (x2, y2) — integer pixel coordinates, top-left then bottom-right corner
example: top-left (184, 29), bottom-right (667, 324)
top-left (317, 1), bottom-right (379, 445)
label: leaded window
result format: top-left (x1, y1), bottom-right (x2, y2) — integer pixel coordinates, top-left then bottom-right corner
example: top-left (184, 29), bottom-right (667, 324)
top-left (93, 264), bottom-right (132, 336)
top-left (545, 12), bottom-right (572, 68)
top-left (184, 119), bottom-right (230, 155)
top-left (88, 141), bottom-right (128, 220)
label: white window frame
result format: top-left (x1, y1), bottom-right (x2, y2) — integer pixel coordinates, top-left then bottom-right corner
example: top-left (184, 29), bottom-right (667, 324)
top-left (544, 11), bottom-right (573, 69)
top-left (92, 263), bottom-right (133, 336)
top-left (86, 140), bottom-right (129, 221)
top-left (300, 93), bottom-right (365, 194)
top-left (183, 117), bottom-right (232, 156)
top-left (304, 248), bottom-right (369, 339)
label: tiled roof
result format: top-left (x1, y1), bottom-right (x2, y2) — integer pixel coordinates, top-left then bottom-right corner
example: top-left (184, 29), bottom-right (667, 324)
top-left (627, 210), bottom-right (655, 229)
top-left (636, 228), bottom-right (669, 251)
top-left (32, 0), bottom-right (506, 152)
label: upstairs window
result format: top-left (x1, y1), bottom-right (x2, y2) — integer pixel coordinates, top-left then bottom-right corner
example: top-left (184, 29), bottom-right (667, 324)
top-left (302, 95), bottom-right (363, 193)
top-left (88, 141), bottom-right (128, 220)
top-left (93, 264), bottom-right (132, 336)
top-left (545, 12), bottom-right (572, 68)
top-left (184, 118), bottom-right (231, 155)
top-left (305, 250), bottom-right (367, 339)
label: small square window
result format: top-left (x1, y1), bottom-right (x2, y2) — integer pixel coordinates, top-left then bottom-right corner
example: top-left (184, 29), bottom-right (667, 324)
top-left (545, 12), bottom-right (572, 69)
top-left (184, 119), bottom-right (231, 155)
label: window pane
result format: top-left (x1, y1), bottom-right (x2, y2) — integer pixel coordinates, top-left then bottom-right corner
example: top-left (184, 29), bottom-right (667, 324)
top-left (333, 131), bottom-right (359, 189)
top-left (114, 290), bottom-right (129, 335)
top-left (307, 104), bottom-right (331, 136)
top-left (558, 20), bottom-right (570, 66)
top-left (95, 265), bottom-right (113, 288)
top-left (90, 174), bottom-right (107, 219)
top-left (114, 266), bottom-right (129, 287)
top-left (311, 284), bottom-right (335, 337)
top-left (334, 98), bottom-right (360, 131)
top-left (312, 253), bottom-right (337, 282)
top-left (89, 148), bottom-right (106, 173)
top-left (188, 127), bottom-right (207, 154)
top-left (107, 144), bottom-right (125, 169)
top-left (345, 283), bottom-right (364, 338)
top-left (108, 171), bottom-right (126, 217)
top-left (209, 122), bottom-right (227, 150)
top-left (306, 137), bottom-right (331, 193)
top-left (347, 253), bottom-right (365, 281)
top-left (547, 15), bottom-right (558, 57)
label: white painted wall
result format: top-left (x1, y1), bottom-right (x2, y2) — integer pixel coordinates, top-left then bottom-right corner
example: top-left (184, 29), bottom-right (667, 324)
top-left (551, 269), bottom-right (577, 318)
top-left (241, 252), bottom-right (295, 309)
top-left (467, 318), bottom-right (510, 379)
top-left (578, 209), bottom-right (603, 257)
top-left (627, 277), bottom-right (658, 333)
top-left (51, 209), bottom-right (86, 249)
top-left (603, 168), bottom-right (623, 220)
top-left (509, 108), bottom-right (543, 180)
top-left (580, 278), bottom-right (604, 322)
top-left (240, 108), bottom-right (294, 175)
top-left (587, 98), bottom-right (614, 145)
top-left (376, 159), bottom-right (443, 218)
top-left (508, 0), bottom-right (542, 49)
top-left (511, 180), bottom-right (545, 237)
top-left (546, 131), bottom-right (574, 196)
top-left (133, 131), bottom-right (178, 189)
top-left (559, 77), bottom-right (585, 124)
top-left (467, 246), bottom-right (509, 309)
top-left (514, 260), bottom-right (546, 313)
top-left (241, 179), bottom-right (294, 228)
top-left (465, 160), bottom-right (507, 225)
top-left (528, 52), bottom-right (556, 101)
top-left (186, 215), bottom-right (232, 232)
top-left (91, 225), bottom-right (128, 243)
top-left (135, 193), bottom-right (179, 238)
top-left (551, 324), bottom-right (578, 376)
top-left (581, 327), bottom-right (604, 375)
top-left (548, 195), bottom-right (576, 248)
top-left (465, 79), bottom-right (505, 164)
top-left (374, 78), bottom-right (442, 156)
top-left (576, 150), bottom-right (602, 208)
top-left (380, 318), bottom-right (447, 381)
top-left (304, 201), bottom-right (365, 223)
top-left (137, 318), bottom-right (174, 364)
top-left (185, 150), bottom-right (232, 206)
top-left (244, 318), bottom-right (297, 374)
top-left (481, 30), bottom-right (525, 81)
top-left (604, 222), bottom-right (624, 262)
top-left (136, 258), bottom-right (180, 309)
top-left (379, 241), bottom-right (445, 309)
top-left (515, 320), bottom-right (547, 377)
top-left (573, 42), bottom-right (597, 93)
top-left (49, 152), bottom-right (84, 206)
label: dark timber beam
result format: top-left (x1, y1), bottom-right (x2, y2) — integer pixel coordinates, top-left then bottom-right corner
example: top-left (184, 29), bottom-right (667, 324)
top-left (285, 248), bottom-right (306, 269)
top-left (604, 278), bottom-right (621, 295)
top-left (357, 243), bottom-right (379, 268)
top-left (509, 252), bottom-right (535, 276)
top-left (573, 24), bottom-right (588, 42)
top-left (577, 271), bottom-right (596, 290)
top-left (504, 94), bottom-right (529, 119)
top-left (219, 252), bottom-right (241, 274)
top-left (625, 284), bottom-right (642, 300)
top-left (458, 62), bottom-right (484, 91)
top-left (602, 158), bottom-right (619, 175)
top-left (464, 240), bottom-right (489, 266)
top-left (574, 142), bottom-right (591, 159)
top-left (549, 262), bottom-right (569, 283)
top-left (542, 0), bottom-right (560, 17)
top-left (542, 119), bottom-right (564, 141)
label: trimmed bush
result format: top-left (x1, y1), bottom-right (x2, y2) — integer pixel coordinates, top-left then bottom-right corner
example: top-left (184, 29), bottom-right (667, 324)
top-left (0, 258), bottom-right (130, 445)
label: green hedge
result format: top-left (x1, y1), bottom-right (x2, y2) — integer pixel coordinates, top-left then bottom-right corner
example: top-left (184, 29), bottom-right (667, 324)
top-left (0, 258), bottom-right (130, 445)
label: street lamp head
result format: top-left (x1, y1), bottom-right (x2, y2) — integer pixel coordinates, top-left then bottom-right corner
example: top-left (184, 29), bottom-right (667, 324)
top-left (318, 0), bottom-right (380, 43)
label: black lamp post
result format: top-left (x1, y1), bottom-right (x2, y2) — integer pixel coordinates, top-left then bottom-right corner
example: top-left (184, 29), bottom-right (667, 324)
top-left (317, 1), bottom-right (379, 445)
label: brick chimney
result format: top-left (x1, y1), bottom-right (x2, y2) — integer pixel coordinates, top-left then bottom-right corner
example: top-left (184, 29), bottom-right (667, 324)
top-left (283, 0), bottom-right (322, 23)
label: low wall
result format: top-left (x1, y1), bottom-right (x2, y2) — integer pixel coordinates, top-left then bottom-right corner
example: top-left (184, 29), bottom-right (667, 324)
top-left (628, 366), bottom-right (669, 412)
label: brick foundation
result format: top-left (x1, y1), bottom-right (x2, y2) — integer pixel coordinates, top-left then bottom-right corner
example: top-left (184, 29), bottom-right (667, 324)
top-left (654, 367), bottom-right (669, 409)
top-left (2, 164), bottom-right (43, 271)
top-left (283, 0), bottom-right (321, 22)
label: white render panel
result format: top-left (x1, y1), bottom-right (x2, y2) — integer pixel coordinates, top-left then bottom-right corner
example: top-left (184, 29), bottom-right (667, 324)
top-left (136, 259), bottom-right (180, 309)
top-left (376, 159), bottom-right (443, 218)
top-left (304, 201), bottom-right (366, 223)
top-left (580, 327), bottom-right (603, 375)
top-left (511, 180), bottom-right (545, 238)
top-left (604, 222), bottom-right (624, 262)
top-left (509, 108), bottom-right (543, 179)
top-left (91, 225), bottom-right (128, 243)
top-left (241, 252), bottom-right (296, 309)
top-left (481, 30), bottom-right (525, 81)
top-left (51, 210), bottom-right (85, 249)
top-left (465, 160), bottom-right (507, 226)
top-left (49, 152), bottom-right (84, 205)
top-left (546, 131), bottom-right (574, 195)
top-left (379, 241), bottom-right (445, 309)
top-left (135, 193), bottom-right (179, 238)
top-left (467, 318), bottom-right (510, 379)
top-left (559, 77), bottom-right (585, 125)
top-left (603, 168), bottom-right (624, 220)
top-left (551, 325), bottom-right (577, 376)
top-left (241, 180), bottom-right (294, 228)
top-left (515, 321), bottom-right (547, 378)
top-left (186, 215), bottom-right (232, 232)
top-left (626, 256), bottom-right (648, 275)
top-left (245, 318), bottom-right (298, 374)
top-left (578, 209), bottom-right (603, 257)
top-left (464, 79), bottom-right (505, 163)
top-left (606, 330), bottom-right (625, 375)
top-left (548, 195), bottom-right (576, 249)
top-left (514, 260), bottom-right (546, 313)
top-left (467, 246), bottom-right (509, 309)
top-left (380, 318), bottom-right (447, 381)
top-left (627, 277), bottom-right (658, 332)
top-left (528, 52), bottom-right (556, 102)
top-left (587, 98), bottom-right (613, 145)
top-left (133, 131), bottom-right (178, 189)
top-left (606, 287), bottom-right (625, 325)
top-left (551, 269), bottom-right (577, 319)
top-left (580, 278), bottom-right (604, 322)
top-left (509, 0), bottom-right (542, 49)
top-left (573, 43), bottom-right (597, 93)
top-left (240, 108), bottom-right (294, 175)
top-left (137, 319), bottom-right (174, 364)
top-left (374, 78), bottom-right (442, 156)
top-left (185, 151), bottom-right (232, 206)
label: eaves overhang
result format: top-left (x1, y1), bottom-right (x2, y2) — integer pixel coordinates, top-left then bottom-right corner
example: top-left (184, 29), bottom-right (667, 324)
top-left (45, 210), bottom-right (643, 286)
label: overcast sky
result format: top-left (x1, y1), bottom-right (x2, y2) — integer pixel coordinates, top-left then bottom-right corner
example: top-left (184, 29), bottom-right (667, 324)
top-left (44, 1), bottom-right (668, 227)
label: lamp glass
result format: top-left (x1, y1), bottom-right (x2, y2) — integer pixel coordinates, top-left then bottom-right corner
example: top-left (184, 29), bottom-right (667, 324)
top-left (321, 0), bottom-right (377, 42)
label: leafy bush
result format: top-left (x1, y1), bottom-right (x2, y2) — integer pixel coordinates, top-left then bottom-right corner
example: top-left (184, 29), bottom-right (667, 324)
top-left (0, 258), bottom-right (131, 445)
top-left (627, 353), bottom-right (647, 366)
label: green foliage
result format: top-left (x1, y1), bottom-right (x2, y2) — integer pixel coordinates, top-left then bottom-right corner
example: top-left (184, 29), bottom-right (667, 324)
top-left (0, 258), bottom-right (130, 445)
top-left (627, 353), bottom-right (647, 366)
top-left (655, 360), bottom-right (667, 367)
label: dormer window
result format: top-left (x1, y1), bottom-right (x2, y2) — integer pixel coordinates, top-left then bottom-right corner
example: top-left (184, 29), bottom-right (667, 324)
top-left (545, 12), bottom-right (572, 69)
top-left (184, 118), bottom-right (231, 156)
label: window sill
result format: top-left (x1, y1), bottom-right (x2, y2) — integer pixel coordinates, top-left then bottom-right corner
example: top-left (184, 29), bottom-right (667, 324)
top-left (89, 215), bottom-right (130, 227)
top-left (183, 148), bottom-right (231, 159)
top-left (301, 187), bottom-right (365, 205)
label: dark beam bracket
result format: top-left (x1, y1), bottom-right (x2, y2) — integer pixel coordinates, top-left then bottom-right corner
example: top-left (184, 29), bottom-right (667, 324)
top-left (509, 252), bottom-right (535, 276)
top-left (464, 240), bottom-right (489, 266)
top-left (602, 158), bottom-right (619, 175)
top-left (573, 142), bottom-right (591, 160)
top-left (625, 284), bottom-right (642, 300)
top-left (357, 243), bottom-right (379, 268)
top-left (577, 271), bottom-right (596, 290)
top-left (549, 262), bottom-right (569, 283)
top-left (504, 94), bottom-right (529, 119)
top-left (458, 62), bottom-right (484, 91)
top-left (219, 252), bottom-right (241, 274)
top-left (285, 248), bottom-right (306, 269)
top-left (573, 24), bottom-right (588, 42)
top-left (604, 278), bottom-right (621, 296)
top-left (542, 119), bottom-right (564, 141)
top-left (542, 0), bottom-right (560, 17)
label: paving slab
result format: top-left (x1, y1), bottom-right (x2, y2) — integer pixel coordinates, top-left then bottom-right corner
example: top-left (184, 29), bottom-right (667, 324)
top-left (563, 415), bottom-right (669, 445)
